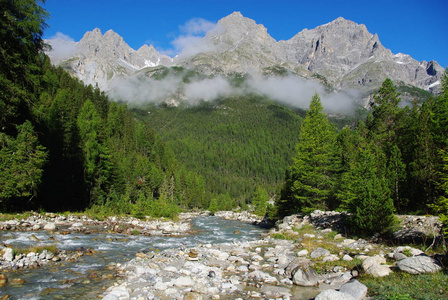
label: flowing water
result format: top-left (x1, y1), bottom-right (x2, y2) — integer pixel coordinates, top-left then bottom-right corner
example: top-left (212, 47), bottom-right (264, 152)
top-left (0, 216), bottom-right (266, 299)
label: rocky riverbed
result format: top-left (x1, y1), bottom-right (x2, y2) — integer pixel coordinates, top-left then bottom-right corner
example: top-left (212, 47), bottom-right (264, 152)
top-left (0, 210), bottom-right (445, 299)
top-left (101, 210), bottom-right (446, 300)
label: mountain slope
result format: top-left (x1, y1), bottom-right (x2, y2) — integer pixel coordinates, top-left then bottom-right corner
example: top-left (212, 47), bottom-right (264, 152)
top-left (45, 13), bottom-right (444, 103)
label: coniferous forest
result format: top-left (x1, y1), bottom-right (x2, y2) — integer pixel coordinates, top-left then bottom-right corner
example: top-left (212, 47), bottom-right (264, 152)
top-left (1, 0), bottom-right (448, 235)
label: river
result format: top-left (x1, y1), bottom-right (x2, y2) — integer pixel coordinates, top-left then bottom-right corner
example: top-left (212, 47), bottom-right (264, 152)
top-left (0, 216), bottom-right (266, 299)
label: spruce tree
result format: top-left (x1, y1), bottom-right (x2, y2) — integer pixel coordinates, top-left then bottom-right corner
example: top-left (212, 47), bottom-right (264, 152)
top-left (278, 93), bottom-right (339, 216)
top-left (368, 78), bottom-right (406, 211)
top-left (343, 146), bottom-right (395, 235)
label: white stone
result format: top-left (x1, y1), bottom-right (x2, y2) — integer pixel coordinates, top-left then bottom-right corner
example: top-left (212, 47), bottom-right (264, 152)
top-left (2, 248), bottom-right (14, 261)
top-left (297, 249), bottom-right (309, 257)
top-left (43, 222), bottom-right (57, 231)
top-left (173, 276), bottom-right (195, 287)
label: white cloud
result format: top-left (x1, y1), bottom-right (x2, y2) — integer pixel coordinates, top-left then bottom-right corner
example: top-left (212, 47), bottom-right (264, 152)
top-left (180, 18), bottom-right (216, 35)
top-left (51, 32), bottom-right (75, 42)
top-left (246, 75), bottom-right (357, 114)
top-left (45, 32), bottom-right (78, 62)
top-left (160, 18), bottom-right (219, 58)
top-left (185, 76), bottom-right (234, 103)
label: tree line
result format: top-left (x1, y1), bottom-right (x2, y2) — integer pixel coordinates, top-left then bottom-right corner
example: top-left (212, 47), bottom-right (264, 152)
top-left (0, 0), bottom-right (206, 217)
top-left (277, 76), bottom-right (448, 234)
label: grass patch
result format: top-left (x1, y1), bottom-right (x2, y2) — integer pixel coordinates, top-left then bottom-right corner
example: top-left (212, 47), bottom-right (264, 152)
top-left (313, 258), bottom-right (363, 274)
top-left (360, 271), bottom-right (448, 300)
top-left (15, 244), bottom-right (58, 255)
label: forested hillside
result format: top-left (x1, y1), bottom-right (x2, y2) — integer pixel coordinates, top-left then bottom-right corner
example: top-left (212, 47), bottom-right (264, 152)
top-left (132, 96), bottom-right (303, 204)
top-left (0, 0), bottom-right (205, 216)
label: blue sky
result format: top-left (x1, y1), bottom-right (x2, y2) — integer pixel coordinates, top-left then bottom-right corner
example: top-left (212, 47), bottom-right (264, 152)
top-left (43, 0), bottom-right (448, 68)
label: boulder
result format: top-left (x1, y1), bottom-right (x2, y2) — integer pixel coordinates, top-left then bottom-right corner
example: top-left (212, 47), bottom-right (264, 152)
top-left (2, 248), bottom-right (14, 262)
top-left (292, 266), bottom-right (320, 287)
top-left (315, 289), bottom-right (356, 300)
top-left (311, 247), bottom-right (331, 259)
top-left (362, 256), bottom-right (391, 277)
top-left (396, 255), bottom-right (442, 274)
top-left (284, 257), bottom-right (310, 277)
top-left (339, 279), bottom-right (368, 300)
top-left (43, 222), bottom-right (57, 231)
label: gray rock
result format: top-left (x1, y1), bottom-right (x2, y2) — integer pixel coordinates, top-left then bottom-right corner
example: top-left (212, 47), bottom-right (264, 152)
top-left (362, 256), bottom-right (391, 277)
top-left (311, 247), bottom-right (331, 259)
top-left (284, 257), bottom-right (310, 278)
top-left (43, 222), bottom-right (57, 231)
top-left (292, 266), bottom-right (320, 287)
top-left (2, 248), bottom-right (14, 261)
top-left (396, 255), bottom-right (442, 274)
top-left (342, 254), bottom-right (353, 261)
top-left (173, 276), bottom-right (196, 287)
top-left (393, 252), bottom-right (407, 261)
top-left (339, 279), bottom-right (368, 300)
top-left (315, 289), bottom-right (356, 300)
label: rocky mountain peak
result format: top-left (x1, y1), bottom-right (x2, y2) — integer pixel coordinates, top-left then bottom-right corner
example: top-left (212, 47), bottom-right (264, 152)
top-left (47, 14), bottom-right (444, 101)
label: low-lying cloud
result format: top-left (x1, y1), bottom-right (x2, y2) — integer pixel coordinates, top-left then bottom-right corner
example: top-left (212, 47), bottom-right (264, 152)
top-left (108, 70), bottom-right (358, 115)
top-left (247, 75), bottom-right (358, 114)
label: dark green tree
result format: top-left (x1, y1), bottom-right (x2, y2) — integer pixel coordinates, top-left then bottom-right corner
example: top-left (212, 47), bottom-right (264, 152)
top-left (367, 78), bottom-right (406, 210)
top-left (278, 93), bottom-right (339, 216)
top-left (77, 99), bottom-right (113, 203)
top-left (0, 0), bottom-right (48, 133)
top-left (251, 186), bottom-right (269, 216)
top-left (0, 121), bottom-right (47, 207)
top-left (340, 144), bottom-right (395, 235)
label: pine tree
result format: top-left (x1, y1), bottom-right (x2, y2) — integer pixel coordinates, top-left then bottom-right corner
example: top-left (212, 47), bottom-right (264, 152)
top-left (252, 186), bottom-right (269, 216)
top-left (77, 99), bottom-right (113, 203)
top-left (367, 78), bottom-right (406, 210)
top-left (278, 93), bottom-right (339, 216)
top-left (342, 145), bottom-right (395, 235)
top-left (0, 121), bottom-right (47, 207)
top-left (0, 0), bottom-right (48, 133)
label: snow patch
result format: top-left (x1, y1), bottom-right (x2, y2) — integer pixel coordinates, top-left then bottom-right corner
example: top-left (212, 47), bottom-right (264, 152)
top-left (144, 58), bottom-right (161, 68)
top-left (428, 80), bottom-right (440, 89)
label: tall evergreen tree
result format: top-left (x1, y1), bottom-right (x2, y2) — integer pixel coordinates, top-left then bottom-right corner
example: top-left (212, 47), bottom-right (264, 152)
top-left (340, 144), bottom-right (395, 235)
top-left (0, 121), bottom-right (47, 208)
top-left (278, 93), bottom-right (339, 216)
top-left (0, 0), bottom-right (48, 133)
top-left (367, 78), bottom-right (406, 210)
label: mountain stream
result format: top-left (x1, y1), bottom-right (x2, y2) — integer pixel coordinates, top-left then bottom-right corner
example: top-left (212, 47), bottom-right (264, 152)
top-left (0, 216), bottom-right (266, 299)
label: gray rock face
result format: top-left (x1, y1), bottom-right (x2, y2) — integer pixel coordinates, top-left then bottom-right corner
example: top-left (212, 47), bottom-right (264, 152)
top-left (45, 28), bottom-right (173, 91)
top-left (46, 12), bottom-right (443, 102)
top-left (396, 255), bottom-right (443, 274)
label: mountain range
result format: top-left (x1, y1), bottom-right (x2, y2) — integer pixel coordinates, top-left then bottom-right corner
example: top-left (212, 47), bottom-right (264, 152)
top-left (46, 12), bottom-right (444, 105)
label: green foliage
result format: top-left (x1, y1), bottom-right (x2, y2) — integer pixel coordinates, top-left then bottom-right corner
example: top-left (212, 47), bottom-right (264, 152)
top-left (0, 0), bottom-right (48, 133)
top-left (135, 95), bottom-right (303, 208)
top-left (0, 121), bottom-right (47, 207)
top-left (251, 186), bottom-right (269, 216)
top-left (340, 146), bottom-right (395, 235)
top-left (278, 93), bottom-right (340, 216)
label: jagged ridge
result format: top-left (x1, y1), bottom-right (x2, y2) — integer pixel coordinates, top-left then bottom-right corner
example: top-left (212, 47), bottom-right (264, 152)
top-left (45, 12), bottom-right (444, 98)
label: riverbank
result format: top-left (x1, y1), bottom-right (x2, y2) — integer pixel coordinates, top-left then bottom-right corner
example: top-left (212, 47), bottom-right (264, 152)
top-left (101, 210), bottom-right (447, 300)
top-left (0, 210), bottom-right (446, 299)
